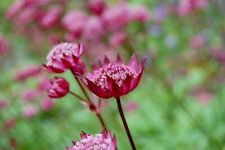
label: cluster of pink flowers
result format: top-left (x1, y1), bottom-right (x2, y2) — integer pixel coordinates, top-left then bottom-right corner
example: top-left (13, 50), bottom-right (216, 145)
top-left (66, 130), bottom-right (117, 150)
top-left (176, 0), bottom-right (208, 16)
top-left (43, 42), bottom-right (146, 149)
top-left (7, 0), bottom-right (150, 53)
top-left (14, 65), bottom-right (54, 119)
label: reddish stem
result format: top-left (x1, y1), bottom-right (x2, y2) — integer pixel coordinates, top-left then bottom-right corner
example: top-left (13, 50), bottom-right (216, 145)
top-left (116, 98), bottom-right (136, 150)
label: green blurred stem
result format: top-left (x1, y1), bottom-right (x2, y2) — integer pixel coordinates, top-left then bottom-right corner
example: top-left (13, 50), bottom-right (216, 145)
top-left (116, 98), bottom-right (136, 150)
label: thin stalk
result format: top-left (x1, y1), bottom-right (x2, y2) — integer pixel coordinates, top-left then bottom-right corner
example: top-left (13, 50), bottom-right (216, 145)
top-left (116, 98), bottom-right (136, 150)
top-left (70, 69), bottom-right (107, 130)
top-left (69, 91), bottom-right (85, 102)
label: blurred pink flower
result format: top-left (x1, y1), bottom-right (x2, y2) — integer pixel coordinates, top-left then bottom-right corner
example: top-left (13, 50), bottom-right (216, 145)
top-left (210, 48), bottom-right (225, 67)
top-left (44, 42), bottom-right (83, 73)
top-left (21, 90), bottom-right (39, 102)
top-left (82, 55), bottom-right (146, 99)
top-left (62, 11), bottom-right (87, 37)
top-left (177, 0), bottom-right (208, 16)
top-left (15, 65), bottom-right (42, 82)
top-left (41, 98), bottom-right (54, 111)
top-left (125, 101), bottom-right (138, 112)
top-left (190, 34), bottom-right (205, 49)
top-left (82, 17), bottom-right (105, 42)
top-left (88, 0), bottom-right (106, 15)
top-left (195, 90), bottom-right (213, 104)
top-left (0, 34), bottom-right (10, 55)
top-left (3, 118), bottom-right (16, 132)
top-left (109, 32), bottom-right (126, 48)
top-left (129, 6), bottom-right (150, 22)
top-left (66, 130), bottom-right (117, 150)
top-left (48, 34), bottom-right (61, 45)
top-left (102, 4), bottom-right (131, 31)
top-left (0, 99), bottom-right (9, 109)
top-left (47, 77), bottom-right (70, 98)
top-left (37, 77), bottom-right (51, 92)
top-left (23, 105), bottom-right (38, 119)
top-left (6, 0), bottom-right (26, 19)
top-left (40, 6), bottom-right (63, 28)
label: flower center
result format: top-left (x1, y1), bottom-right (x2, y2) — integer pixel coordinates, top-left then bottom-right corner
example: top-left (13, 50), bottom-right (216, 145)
top-left (90, 63), bottom-right (137, 89)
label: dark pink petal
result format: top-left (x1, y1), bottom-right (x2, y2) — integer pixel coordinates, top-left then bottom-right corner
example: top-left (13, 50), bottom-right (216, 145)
top-left (103, 56), bottom-right (110, 64)
top-left (116, 54), bottom-right (122, 63)
top-left (129, 54), bottom-right (138, 71)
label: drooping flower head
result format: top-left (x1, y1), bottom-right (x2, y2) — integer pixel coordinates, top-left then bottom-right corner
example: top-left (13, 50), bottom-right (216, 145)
top-left (47, 77), bottom-right (70, 98)
top-left (44, 42), bottom-right (83, 73)
top-left (66, 130), bottom-right (117, 150)
top-left (82, 55), bottom-right (146, 99)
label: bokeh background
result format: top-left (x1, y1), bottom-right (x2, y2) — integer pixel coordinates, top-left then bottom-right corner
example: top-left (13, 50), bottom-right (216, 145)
top-left (0, 0), bottom-right (225, 149)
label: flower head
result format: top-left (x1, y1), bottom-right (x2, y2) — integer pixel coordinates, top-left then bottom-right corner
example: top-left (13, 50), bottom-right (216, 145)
top-left (66, 130), bottom-right (117, 150)
top-left (44, 42), bottom-right (83, 73)
top-left (82, 55), bottom-right (146, 99)
top-left (48, 77), bottom-right (70, 98)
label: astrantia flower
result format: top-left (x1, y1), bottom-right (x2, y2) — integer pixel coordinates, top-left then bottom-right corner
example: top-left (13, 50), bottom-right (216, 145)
top-left (48, 77), bottom-right (70, 98)
top-left (44, 42), bottom-right (83, 73)
top-left (66, 130), bottom-right (117, 150)
top-left (82, 55), bottom-right (146, 99)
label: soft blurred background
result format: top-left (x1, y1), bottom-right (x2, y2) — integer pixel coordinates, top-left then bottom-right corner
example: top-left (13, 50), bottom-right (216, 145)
top-left (0, 0), bottom-right (225, 149)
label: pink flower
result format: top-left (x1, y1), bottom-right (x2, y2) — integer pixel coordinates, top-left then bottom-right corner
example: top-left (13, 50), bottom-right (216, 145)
top-left (177, 0), bottom-right (208, 16)
top-left (125, 101), bottom-right (138, 112)
top-left (189, 34), bottom-right (205, 49)
top-left (15, 65), bottom-right (42, 81)
top-left (44, 42), bottom-right (83, 73)
top-left (87, 0), bottom-right (106, 15)
top-left (36, 77), bottom-right (51, 91)
top-left (0, 34), bottom-right (10, 55)
top-left (3, 118), bottom-right (16, 132)
top-left (21, 90), bottom-right (39, 102)
top-left (23, 105), bottom-right (38, 119)
top-left (41, 98), bottom-right (54, 111)
top-left (40, 6), bottom-right (63, 28)
top-left (0, 99), bottom-right (9, 109)
top-left (82, 17), bottom-right (105, 42)
top-left (62, 11), bottom-right (87, 37)
top-left (129, 6), bottom-right (150, 22)
top-left (66, 130), bottom-right (117, 150)
top-left (109, 32), bottom-right (126, 48)
top-left (47, 77), bottom-right (70, 98)
top-left (102, 4), bottom-right (131, 31)
top-left (82, 55), bottom-right (146, 99)
top-left (6, 0), bottom-right (26, 19)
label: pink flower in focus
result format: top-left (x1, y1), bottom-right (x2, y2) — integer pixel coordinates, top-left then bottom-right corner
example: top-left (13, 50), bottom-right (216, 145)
top-left (102, 4), bottom-right (131, 31)
top-left (15, 65), bottom-right (42, 81)
top-left (62, 11), bottom-right (87, 37)
top-left (190, 34), bottom-right (205, 49)
top-left (82, 55), bottom-right (146, 99)
top-left (21, 90), bottom-right (38, 102)
top-left (88, 0), bottom-right (106, 15)
top-left (23, 105), bottom-right (38, 119)
top-left (47, 77), bottom-right (70, 98)
top-left (66, 130), bottom-right (117, 150)
top-left (41, 98), bottom-right (54, 111)
top-left (0, 34), bottom-right (10, 55)
top-left (44, 42), bottom-right (83, 73)
top-left (82, 17), bottom-right (104, 42)
top-left (40, 6), bottom-right (63, 28)
top-left (129, 6), bottom-right (150, 22)
top-left (109, 32), bottom-right (126, 48)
